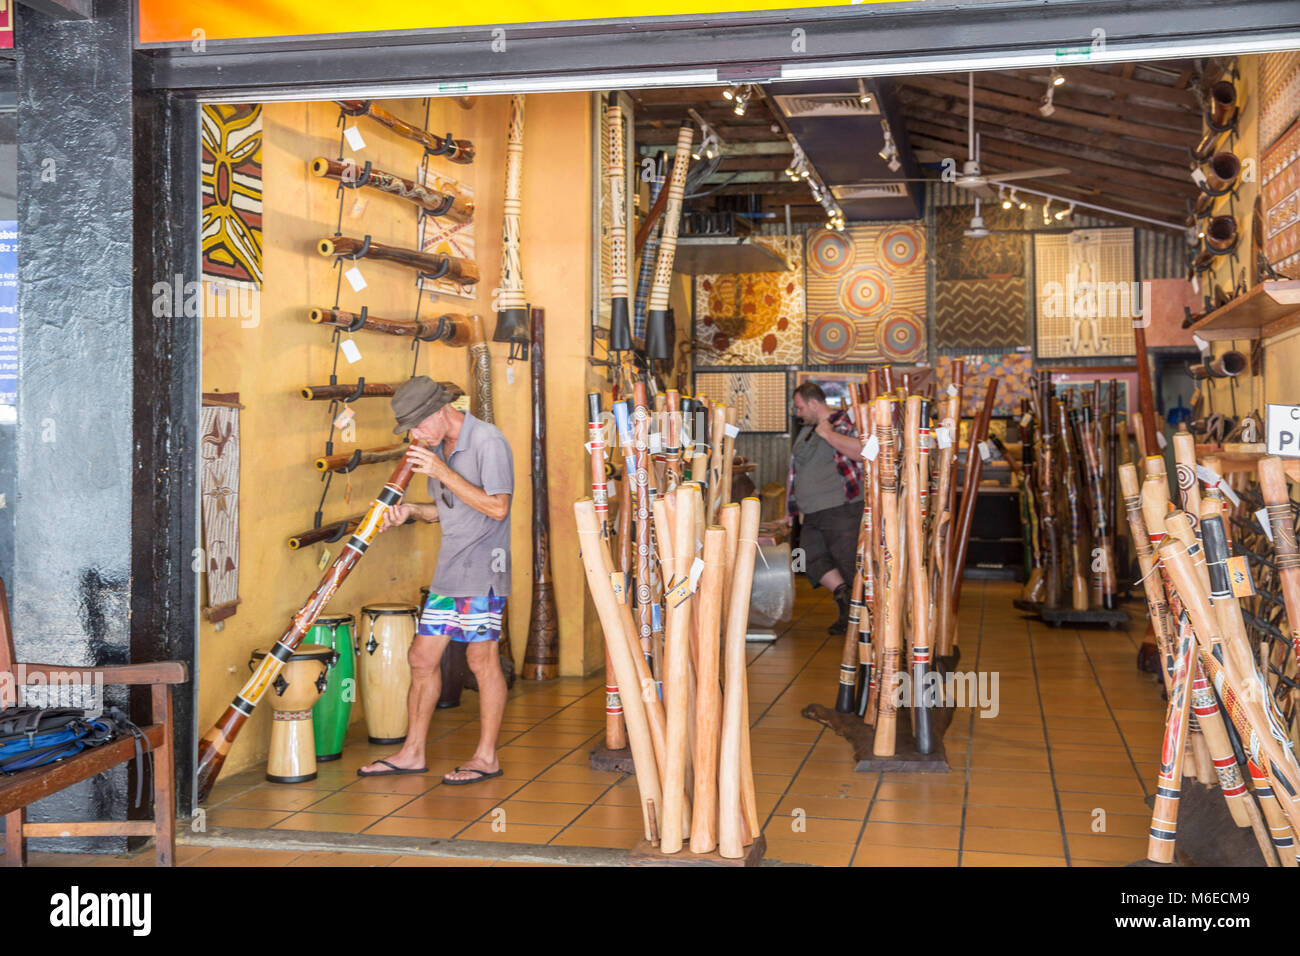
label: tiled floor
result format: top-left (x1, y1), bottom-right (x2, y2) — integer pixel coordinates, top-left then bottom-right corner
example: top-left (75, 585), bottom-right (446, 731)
top-left (11, 578), bottom-right (1166, 867)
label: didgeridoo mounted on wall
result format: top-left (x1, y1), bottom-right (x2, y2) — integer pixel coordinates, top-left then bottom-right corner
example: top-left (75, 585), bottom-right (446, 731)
top-left (309, 307), bottom-right (473, 344)
top-left (197, 444), bottom-right (428, 800)
top-left (314, 443), bottom-right (407, 473)
top-left (494, 95), bottom-right (529, 361)
top-left (318, 235), bottom-right (479, 286)
top-left (299, 382), bottom-right (396, 401)
top-left (309, 157), bottom-right (474, 223)
top-left (645, 124), bottom-right (693, 366)
top-left (335, 100), bottom-right (475, 163)
top-left (524, 308), bottom-right (560, 680)
top-left (606, 101), bottom-right (633, 354)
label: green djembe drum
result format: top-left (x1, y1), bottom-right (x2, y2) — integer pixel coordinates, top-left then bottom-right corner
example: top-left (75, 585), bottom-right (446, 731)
top-left (308, 614), bottom-right (356, 761)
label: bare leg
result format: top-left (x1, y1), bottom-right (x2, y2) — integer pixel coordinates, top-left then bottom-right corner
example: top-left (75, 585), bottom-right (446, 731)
top-left (359, 632), bottom-right (449, 774)
top-left (819, 569), bottom-right (846, 592)
top-left (443, 640), bottom-right (507, 782)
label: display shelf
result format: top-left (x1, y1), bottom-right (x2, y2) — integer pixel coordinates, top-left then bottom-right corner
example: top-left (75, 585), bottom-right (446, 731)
top-left (1193, 448), bottom-right (1300, 482)
top-left (1188, 280), bottom-right (1300, 341)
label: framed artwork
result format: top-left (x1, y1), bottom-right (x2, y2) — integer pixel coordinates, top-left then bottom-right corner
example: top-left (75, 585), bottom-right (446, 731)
top-left (693, 235), bottom-right (804, 366)
top-left (1034, 228), bottom-right (1137, 358)
top-left (693, 370), bottom-right (789, 432)
top-left (805, 222), bottom-right (927, 364)
top-left (1042, 365), bottom-right (1137, 419)
top-left (1262, 117), bottom-right (1300, 278)
top-left (794, 370), bottom-right (866, 412)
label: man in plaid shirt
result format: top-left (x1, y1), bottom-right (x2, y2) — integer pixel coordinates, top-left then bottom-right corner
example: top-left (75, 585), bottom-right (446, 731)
top-left (787, 383), bottom-right (864, 634)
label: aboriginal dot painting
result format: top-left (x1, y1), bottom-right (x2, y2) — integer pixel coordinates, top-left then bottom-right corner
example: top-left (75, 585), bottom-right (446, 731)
top-left (805, 222), bottom-right (927, 365)
top-left (201, 104), bottom-right (263, 286)
top-left (934, 353), bottom-right (1035, 419)
top-left (694, 235), bottom-right (804, 366)
top-left (933, 204), bottom-right (1028, 351)
top-left (1034, 228), bottom-right (1136, 359)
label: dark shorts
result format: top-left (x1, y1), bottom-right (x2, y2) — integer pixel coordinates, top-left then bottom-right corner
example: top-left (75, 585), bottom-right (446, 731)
top-left (417, 588), bottom-right (505, 643)
top-left (799, 501), bottom-right (863, 588)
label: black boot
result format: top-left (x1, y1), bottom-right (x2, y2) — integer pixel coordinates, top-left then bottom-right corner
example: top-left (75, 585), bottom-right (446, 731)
top-left (828, 584), bottom-right (851, 635)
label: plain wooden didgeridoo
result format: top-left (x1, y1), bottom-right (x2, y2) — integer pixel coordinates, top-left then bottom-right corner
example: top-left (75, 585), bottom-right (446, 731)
top-left (690, 527), bottom-right (727, 853)
top-left (575, 499), bottom-right (662, 843)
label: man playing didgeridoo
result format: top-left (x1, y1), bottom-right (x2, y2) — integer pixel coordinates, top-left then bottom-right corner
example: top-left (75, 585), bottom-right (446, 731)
top-left (358, 376), bottom-right (514, 785)
top-left (787, 382), bottom-right (864, 635)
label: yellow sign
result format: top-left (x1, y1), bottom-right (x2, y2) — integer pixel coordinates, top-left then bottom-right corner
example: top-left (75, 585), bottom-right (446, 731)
top-left (139, 0), bottom-right (907, 43)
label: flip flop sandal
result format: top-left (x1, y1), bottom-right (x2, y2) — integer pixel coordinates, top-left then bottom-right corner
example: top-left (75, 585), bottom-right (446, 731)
top-left (442, 766), bottom-right (504, 786)
top-left (356, 759), bottom-right (428, 777)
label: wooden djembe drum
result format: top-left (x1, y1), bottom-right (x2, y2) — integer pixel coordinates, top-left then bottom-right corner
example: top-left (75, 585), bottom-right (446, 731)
top-left (248, 643), bottom-right (336, 783)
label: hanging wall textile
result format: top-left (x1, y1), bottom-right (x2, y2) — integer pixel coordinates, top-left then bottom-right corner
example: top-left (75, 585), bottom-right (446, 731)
top-left (201, 393), bottom-right (242, 622)
top-left (1262, 118), bottom-right (1300, 278)
top-left (1260, 51), bottom-right (1300, 151)
top-left (693, 371), bottom-right (788, 432)
top-left (694, 235), bottom-right (804, 366)
top-left (935, 353), bottom-right (1034, 419)
top-left (419, 172), bottom-right (477, 299)
top-left (805, 223), bottom-right (926, 364)
top-left (1034, 228), bottom-right (1136, 359)
top-left (201, 104), bottom-right (263, 286)
top-left (933, 204), bottom-right (1027, 349)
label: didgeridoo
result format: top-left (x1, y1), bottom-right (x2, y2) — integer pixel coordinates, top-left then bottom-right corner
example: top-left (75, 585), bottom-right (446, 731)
top-left (1259, 457), bottom-right (1300, 664)
top-left (335, 100), bottom-right (474, 163)
top-left (719, 498), bottom-right (761, 859)
top-left (944, 376), bottom-right (1000, 652)
top-left (576, 499), bottom-right (662, 842)
top-left (690, 527), bottom-right (726, 853)
top-left (317, 235), bottom-right (479, 286)
top-left (873, 397), bottom-right (902, 758)
top-left (196, 444), bottom-right (427, 800)
top-left (309, 307), bottom-right (472, 344)
top-left (309, 157), bottom-right (474, 223)
top-left (904, 396), bottom-right (934, 754)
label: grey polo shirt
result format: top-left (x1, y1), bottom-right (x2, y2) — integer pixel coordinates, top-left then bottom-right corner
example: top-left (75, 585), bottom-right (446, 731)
top-left (425, 412), bottom-right (514, 598)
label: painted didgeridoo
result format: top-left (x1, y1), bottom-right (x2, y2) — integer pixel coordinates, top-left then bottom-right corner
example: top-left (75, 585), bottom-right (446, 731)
top-left (309, 307), bottom-right (473, 344)
top-left (309, 157), bottom-right (474, 223)
top-left (523, 307), bottom-right (559, 680)
top-left (196, 445), bottom-right (426, 800)
top-left (318, 235), bottom-right (479, 286)
top-left (335, 100), bottom-right (474, 163)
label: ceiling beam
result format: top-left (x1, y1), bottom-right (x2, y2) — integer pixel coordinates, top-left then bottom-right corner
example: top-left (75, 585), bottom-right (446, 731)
top-left (896, 89), bottom-right (1191, 177)
top-left (715, 155), bottom-right (794, 171)
top-left (906, 123), bottom-right (1197, 203)
top-left (906, 132), bottom-right (1189, 222)
top-left (1010, 65), bottom-right (1197, 110)
top-left (639, 126), bottom-right (782, 144)
top-left (975, 71), bottom-right (1201, 131)
top-left (900, 75), bottom-right (1196, 149)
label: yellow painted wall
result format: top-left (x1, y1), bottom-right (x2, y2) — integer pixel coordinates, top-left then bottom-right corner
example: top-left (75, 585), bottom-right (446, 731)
top-left (199, 93), bottom-right (596, 778)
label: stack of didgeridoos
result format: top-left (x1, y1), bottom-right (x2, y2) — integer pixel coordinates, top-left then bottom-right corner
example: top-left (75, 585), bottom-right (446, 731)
top-left (578, 407), bottom-right (760, 857)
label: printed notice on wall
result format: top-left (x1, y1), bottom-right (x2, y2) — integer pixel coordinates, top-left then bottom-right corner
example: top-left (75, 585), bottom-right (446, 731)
top-left (0, 222), bottom-right (16, 409)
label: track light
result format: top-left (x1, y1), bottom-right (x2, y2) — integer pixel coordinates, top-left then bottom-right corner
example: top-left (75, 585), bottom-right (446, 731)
top-left (886, 154), bottom-right (901, 172)
top-left (1000, 187), bottom-right (1012, 210)
top-left (1042, 199), bottom-right (1052, 224)
top-left (1054, 201), bottom-right (1075, 221)
top-left (1051, 68), bottom-right (1066, 87)
top-left (722, 88), bottom-right (735, 101)
top-left (1039, 86), bottom-right (1056, 117)
top-left (857, 78), bottom-right (872, 106)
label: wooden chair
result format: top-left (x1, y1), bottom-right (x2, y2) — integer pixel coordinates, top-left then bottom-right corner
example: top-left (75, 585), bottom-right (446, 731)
top-left (0, 578), bottom-right (187, 866)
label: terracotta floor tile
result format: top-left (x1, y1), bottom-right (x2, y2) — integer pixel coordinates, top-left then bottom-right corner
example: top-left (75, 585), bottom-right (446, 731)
top-left (286, 851), bottom-right (400, 866)
top-left (362, 816), bottom-right (466, 839)
top-left (456, 821), bottom-right (564, 844)
top-left (764, 817), bottom-right (863, 844)
top-left (773, 794), bottom-right (871, 821)
top-left (853, 845), bottom-right (960, 866)
top-left (306, 791), bottom-right (420, 816)
top-left (762, 838), bottom-right (855, 866)
top-left (963, 825), bottom-right (1064, 856)
top-left (1064, 833), bottom-right (1150, 863)
top-left (960, 851), bottom-right (1067, 867)
top-left (182, 847), bottom-right (304, 867)
top-left (1061, 809), bottom-right (1150, 837)
top-left (572, 804), bottom-right (647, 829)
top-left (512, 781), bottom-right (611, 804)
top-left (964, 784), bottom-right (1058, 810)
top-left (218, 787), bottom-right (335, 812)
top-left (205, 807), bottom-right (294, 829)
top-left (272, 812), bottom-right (381, 834)
top-left (550, 826), bottom-right (642, 850)
top-left (868, 800), bottom-right (964, 826)
top-left (491, 800), bottom-right (587, 827)
top-left (860, 821), bottom-right (961, 850)
top-left (963, 805), bottom-right (1060, 831)
top-left (392, 793), bottom-right (503, 820)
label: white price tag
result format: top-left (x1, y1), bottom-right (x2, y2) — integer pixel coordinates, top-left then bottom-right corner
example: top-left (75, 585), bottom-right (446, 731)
top-left (1190, 167), bottom-right (1208, 187)
top-left (1194, 464), bottom-right (1220, 487)
top-left (1192, 333), bottom-right (1209, 352)
top-left (1155, 431), bottom-right (1168, 450)
top-left (649, 432), bottom-right (663, 453)
top-left (1191, 274), bottom-right (1200, 296)
top-left (333, 406), bottom-right (355, 429)
top-left (1020, 413), bottom-right (1032, 428)
top-left (978, 440), bottom-right (991, 462)
top-left (935, 426), bottom-right (953, 449)
top-left (947, 384), bottom-right (958, 397)
top-left (1266, 403), bottom-right (1300, 457)
top-left (340, 339), bottom-right (362, 364)
top-left (343, 126), bottom-right (366, 151)
top-left (862, 434), bottom-right (880, 461)
top-left (344, 267), bottom-right (367, 291)
top-left (1219, 481), bottom-right (1241, 508)
top-left (506, 364), bottom-right (515, 385)
top-left (688, 557), bottom-right (706, 592)
top-left (1256, 508), bottom-right (1274, 543)
top-left (724, 423), bottom-right (740, 439)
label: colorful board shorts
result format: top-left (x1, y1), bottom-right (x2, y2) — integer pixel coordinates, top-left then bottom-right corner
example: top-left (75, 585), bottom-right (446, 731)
top-left (417, 588), bottom-right (506, 643)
